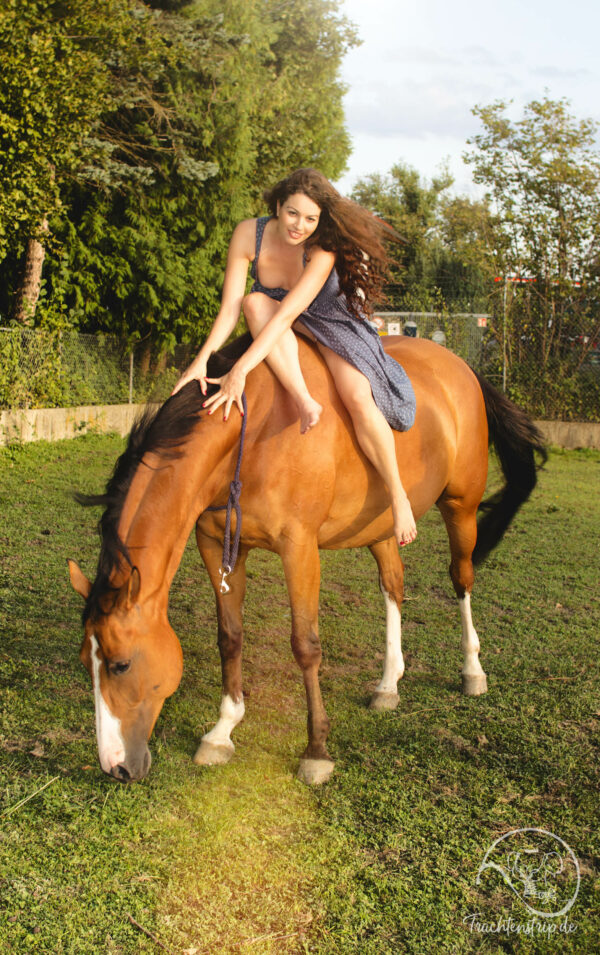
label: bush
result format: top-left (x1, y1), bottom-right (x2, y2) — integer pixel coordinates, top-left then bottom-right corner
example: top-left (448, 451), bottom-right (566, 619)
top-left (0, 328), bottom-right (185, 409)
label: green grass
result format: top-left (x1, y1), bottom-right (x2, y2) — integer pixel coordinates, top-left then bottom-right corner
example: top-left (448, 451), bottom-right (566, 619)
top-left (0, 436), bottom-right (599, 953)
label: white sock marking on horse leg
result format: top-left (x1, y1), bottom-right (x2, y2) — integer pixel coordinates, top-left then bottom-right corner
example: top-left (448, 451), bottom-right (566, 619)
top-left (459, 593), bottom-right (486, 679)
top-left (375, 587), bottom-right (404, 694)
top-left (90, 634), bottom-right (126, 774)
top-left (202, 694), bottom-right (245, 749)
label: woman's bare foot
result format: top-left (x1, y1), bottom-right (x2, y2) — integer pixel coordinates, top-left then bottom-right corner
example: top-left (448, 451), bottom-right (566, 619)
top-left (393, 494), bottom-right (417, 547)
top-left (297, 395), bottom-right (323, 434)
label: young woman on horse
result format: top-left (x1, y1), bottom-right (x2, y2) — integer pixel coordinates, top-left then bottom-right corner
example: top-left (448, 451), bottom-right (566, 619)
top-left (172, 168), bottom-right (417, 546)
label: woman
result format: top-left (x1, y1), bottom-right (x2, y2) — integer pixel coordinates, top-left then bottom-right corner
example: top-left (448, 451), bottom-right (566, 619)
top-left (172, 168), bottom-right (417, 546)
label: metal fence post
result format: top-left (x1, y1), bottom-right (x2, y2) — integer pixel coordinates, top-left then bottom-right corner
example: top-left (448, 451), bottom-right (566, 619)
top-left (502, 276), bottom-right (508, 393)
top-left (129, 351), bottom-right (133, 405)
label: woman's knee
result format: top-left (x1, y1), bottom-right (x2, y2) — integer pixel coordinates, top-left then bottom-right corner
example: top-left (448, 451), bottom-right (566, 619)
top-left (346, 394), bottom-right (382, 430)
top-left (242, 292), bottom-right (271, 325)
top-left (335, 376), bottom-right (383, 429)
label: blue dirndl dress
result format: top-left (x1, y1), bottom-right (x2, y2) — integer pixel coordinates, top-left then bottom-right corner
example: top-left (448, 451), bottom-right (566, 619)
top-left (250, 217), bottom-right (416, 431)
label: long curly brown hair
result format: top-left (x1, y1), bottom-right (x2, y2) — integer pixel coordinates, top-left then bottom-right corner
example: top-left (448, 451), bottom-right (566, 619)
top-left (264, 168), bottom-right (391, 319)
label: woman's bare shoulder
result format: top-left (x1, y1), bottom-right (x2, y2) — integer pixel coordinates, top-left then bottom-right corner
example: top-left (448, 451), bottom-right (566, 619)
top-left (232, 218), bottom-right (258, 240)
top-left (306, 245), bottom-right (336, 268)
top-left (229, 218), bottom-right (258, 259)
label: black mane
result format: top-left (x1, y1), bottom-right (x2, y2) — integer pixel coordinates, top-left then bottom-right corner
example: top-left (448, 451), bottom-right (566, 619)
top-left (77, 333), bottom-right (252, 622)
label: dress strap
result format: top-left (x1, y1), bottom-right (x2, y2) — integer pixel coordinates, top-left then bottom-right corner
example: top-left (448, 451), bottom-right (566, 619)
top-left (251, 216), bottom-right (270, 280)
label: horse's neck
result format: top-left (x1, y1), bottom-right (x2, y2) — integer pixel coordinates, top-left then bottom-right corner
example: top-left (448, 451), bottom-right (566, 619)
top-left (117, 423), bottom-right (241, 598)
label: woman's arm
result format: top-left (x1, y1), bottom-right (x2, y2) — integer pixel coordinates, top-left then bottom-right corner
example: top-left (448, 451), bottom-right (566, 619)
top-left (201, 220), bottom-right (256, 355)
top-left (239, 247), bottom-right (335, 371)
top-left (204, 247), bottom-right (335, 416)
top-left (171, 220), bottom-right (255, 395)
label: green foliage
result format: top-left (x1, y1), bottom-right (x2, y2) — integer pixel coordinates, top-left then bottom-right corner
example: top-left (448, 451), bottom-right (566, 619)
top-left (249, 0), bottom-right (357, 188)
top-left (352, 103), bottom-right (600, 420)
top-left (0, 0), bottom-right (356, 350)
top-left (351, 163), bottom-right (492, 312)
top-left (0, 328), bottom-right (184, 409)
top-left (466, 97), bottom-right (600, 279)
top-left (506, 360), bottom-right (600, 421)
top-left (0, 0), bottom-right (133, 263)
top-left (0, 328), bottom-right (64, 408)
top-left (465, 97), bottom-right (600, 397)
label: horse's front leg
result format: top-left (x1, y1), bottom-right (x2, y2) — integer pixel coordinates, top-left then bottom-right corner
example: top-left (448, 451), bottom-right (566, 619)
top-left (194, 530), bottom-right (248, 766)
top-left (281, 534), bottom-right (334, 785)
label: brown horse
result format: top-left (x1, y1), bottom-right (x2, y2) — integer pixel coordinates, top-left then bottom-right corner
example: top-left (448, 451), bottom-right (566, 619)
top-left (68, 334), bottom-right (545, 784)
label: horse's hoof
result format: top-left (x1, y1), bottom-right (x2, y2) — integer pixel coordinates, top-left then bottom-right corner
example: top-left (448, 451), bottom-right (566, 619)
top-left (461, 673), bottom-right (488, 696)
top-left (193, 740), bottom-right (234, 766)
top-left (297, 758), bottom-right (335, 785)
top-left (369, 691), bottom-right (400, 711)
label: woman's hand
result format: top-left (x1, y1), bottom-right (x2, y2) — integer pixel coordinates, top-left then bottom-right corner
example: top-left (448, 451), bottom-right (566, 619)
top-left (202, 364), bottom-right (247, 421)
top-left (171, 355), bottom-right (209, 397)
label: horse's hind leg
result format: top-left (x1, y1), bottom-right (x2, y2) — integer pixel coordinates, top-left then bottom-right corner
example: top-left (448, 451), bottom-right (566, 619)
top-left (194, 531), bottom-right (248, 765)
top-left (437, 496), bottom-right (488, 696)
top-left (368, 539), bottom-right (405, 711)
top-left (281, 534), bottom-right (334, 785)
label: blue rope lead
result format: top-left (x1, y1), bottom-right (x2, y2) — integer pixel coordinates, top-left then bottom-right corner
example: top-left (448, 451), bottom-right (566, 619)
top-left (205, 392), bottom-right (247, 594)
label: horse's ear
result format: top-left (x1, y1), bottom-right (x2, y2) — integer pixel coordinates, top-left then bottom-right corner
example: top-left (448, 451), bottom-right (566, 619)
top-left (67, 559), bottom-right (92, 600)
top-left (116, 567), bottom-right (141, 610)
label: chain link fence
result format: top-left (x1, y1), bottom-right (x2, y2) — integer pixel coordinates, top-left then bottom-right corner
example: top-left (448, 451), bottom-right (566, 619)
top-left (375, 310), bottom-right (600, 421)
top-left (0, 327), bottom-right (194, 410)
top-left (374, 310), bottom-right (492, 376)
top-left (1, 318), bottom-right (599, 420)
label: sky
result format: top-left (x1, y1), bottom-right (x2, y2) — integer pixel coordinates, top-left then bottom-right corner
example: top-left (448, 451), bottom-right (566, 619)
top-left (335, 0), bottom-right (600, 197)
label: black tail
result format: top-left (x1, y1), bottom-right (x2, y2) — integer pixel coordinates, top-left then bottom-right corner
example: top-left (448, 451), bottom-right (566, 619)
top-left (472, 372), bottom-right (547, 566)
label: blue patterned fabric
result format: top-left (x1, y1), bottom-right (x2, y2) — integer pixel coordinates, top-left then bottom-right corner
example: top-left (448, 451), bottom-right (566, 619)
top-left (249, 216), bottom-right (416, 431)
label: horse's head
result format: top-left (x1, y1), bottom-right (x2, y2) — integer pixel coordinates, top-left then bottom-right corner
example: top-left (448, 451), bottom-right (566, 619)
top-left (68, 559), bottom-right (183, 782)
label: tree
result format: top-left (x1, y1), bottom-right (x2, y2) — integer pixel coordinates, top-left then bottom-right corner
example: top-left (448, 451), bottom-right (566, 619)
top-left (44, 1), bottom-right (248, 349)
top-left (465, 97), bottom-right (600, 415)
top-left (0, 0), bottom-right (126, 321)
top-left (436, 193), bottom-right (498, 307)
top-left (249, 0), bottom-right (356, 190)
top-left (350, 162), bottom-right (493, 311)
top-left (0, 0), bottom-right (357, 351)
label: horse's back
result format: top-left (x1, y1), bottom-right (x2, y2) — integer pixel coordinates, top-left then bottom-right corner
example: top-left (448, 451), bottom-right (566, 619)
top-left (277, 335), bottom-right (488, 547)
top-left (383, 336), bottom-right (485, 419)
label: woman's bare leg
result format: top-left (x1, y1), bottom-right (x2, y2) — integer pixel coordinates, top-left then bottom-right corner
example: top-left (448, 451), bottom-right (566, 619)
top-left (317, 344), bottom-right (417, 546)
top-left (243, 293), bottom-right (322, 433)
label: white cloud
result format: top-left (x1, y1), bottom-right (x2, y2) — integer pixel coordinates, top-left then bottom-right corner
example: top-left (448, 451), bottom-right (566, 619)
top-left (337, 0), bottom-right (600, 195)
top-left (530, 65), bottom-right (593, 81)
top-left (343, 62), bottom-right (514, 142)
top-left (345, 84), bottom-right (477, 140)
top-left (379, 46), bottom-right (464, 68)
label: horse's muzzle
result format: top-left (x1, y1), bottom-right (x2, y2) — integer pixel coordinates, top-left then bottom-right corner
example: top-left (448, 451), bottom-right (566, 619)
top-left (107, 747), bottom-right (152, 783)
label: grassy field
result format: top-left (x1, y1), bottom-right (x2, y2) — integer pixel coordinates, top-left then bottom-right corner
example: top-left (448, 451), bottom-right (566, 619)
top-left (0, 434), bottom-right (599, 953)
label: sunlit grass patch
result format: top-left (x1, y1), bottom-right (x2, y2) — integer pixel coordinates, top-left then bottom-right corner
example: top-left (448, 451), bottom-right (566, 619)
top-left (152, 757), bottom-right (322, 952)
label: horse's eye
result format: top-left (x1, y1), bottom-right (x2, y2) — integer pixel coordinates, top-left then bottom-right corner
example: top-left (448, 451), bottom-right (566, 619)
top-left (109, 660), bottom-right (131, 676)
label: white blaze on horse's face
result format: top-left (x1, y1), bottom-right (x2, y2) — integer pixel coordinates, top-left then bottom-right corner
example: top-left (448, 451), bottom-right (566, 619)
top-left (70, 561), bottom-right (182, 782)
top-left (89, 634), bottom-right (126, 774)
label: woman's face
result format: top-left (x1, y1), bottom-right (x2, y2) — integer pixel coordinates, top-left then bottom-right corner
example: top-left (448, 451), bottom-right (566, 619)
top-left (276, 192), bottom-right (321, 246)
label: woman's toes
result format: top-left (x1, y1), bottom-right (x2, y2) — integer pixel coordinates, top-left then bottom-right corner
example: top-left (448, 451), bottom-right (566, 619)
top-left (394, 497), bottom-right (417, 547)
